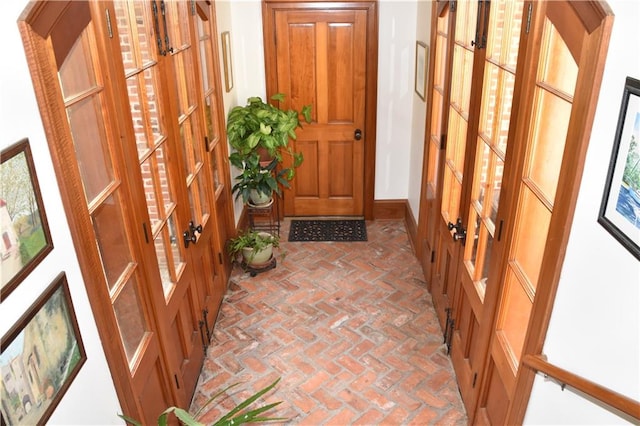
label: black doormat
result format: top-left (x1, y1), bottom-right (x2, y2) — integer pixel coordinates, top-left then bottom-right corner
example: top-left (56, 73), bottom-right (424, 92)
top-left (288, 219), bottom-right (367, 242)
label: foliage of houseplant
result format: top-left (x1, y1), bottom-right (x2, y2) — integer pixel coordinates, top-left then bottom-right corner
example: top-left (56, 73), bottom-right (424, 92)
top-left (119, 378), bottom-right (285, 426)
top-left (227, 229), bottom-right (280, 264)
top-left (227, 94), bottom-right (311, 204)
top-left (230, 153), bottom-right (284, 204)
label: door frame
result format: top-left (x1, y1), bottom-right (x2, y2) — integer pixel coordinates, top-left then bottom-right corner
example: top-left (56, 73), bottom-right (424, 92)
top-left (262, 0), bottom-right (379, 220)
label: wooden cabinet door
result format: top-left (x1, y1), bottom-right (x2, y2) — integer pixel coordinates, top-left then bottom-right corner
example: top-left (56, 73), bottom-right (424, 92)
top-left (271, 8), bottom-right (368, 216)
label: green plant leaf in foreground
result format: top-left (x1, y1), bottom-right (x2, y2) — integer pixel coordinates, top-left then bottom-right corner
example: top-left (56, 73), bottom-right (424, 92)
top-left (213, 378), bottom-right (284, 425)
top-left (118, 378), bottom-right (286, 426)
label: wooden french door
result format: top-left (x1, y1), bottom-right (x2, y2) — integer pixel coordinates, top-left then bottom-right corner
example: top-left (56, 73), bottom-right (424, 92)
top-left (447, 0), bottom-right (525, 415)
top-left (476, 2), bottom-right (613, 424)
top-left (20, 0), bottom-right (232, 422)
top-left (418, 1), bottom-right (453, 292)
top-left (264, 3), bottom-right (373, 217)
top-left (420, 0), bottom-right (613, 423)
top-left (430, 0), bottom-right (478, 341)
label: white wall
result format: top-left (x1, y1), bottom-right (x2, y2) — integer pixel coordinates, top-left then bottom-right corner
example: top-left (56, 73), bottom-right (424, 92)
top-left (375, 1), bottom-right (420, 202)
top-left (1, 1), bottom-right (121, 424)
top-left (408, 1), bottom-right (432, 220)
top-left (524, 1), bottom-right (640, 424)
top-left (219, 0), bottom-right (419, 225)
top-left (216, 0), bottom-right (267, 225)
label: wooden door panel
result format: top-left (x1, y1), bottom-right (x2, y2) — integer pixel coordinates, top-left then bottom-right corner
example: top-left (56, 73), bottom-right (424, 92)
top-left (294, 140), bottom-right (320, 197)
top-left (138, 353), bottom-right (172, 424)
top-left (478, 360), bottom-right (509, 426)
top-left (431, 223), bottom-right (457, 331)
top-left (450, 270), bottom-right (485, 411)
top-left (328, 141), bottom-right (354, 197)
top-left (273, 9), bottom-right (367, 216)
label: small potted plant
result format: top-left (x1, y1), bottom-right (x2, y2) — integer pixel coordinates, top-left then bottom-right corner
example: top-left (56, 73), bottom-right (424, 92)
top-left (227, 93), bottom-right (311, 204)
top-left (228, 229), bottom-right (280, 267)
top-left (230, 152), bottom-right (288, 206)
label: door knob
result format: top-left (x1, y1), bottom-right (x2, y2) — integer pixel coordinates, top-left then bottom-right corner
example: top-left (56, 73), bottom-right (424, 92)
top-left (448, 218), bottom-right (467, 245)
top-left (190, 221), bottom-right (202, 236)
top-left (183, 230), bottom-right (196, 248)
top-left (354, 129), bottom-right (362, 140)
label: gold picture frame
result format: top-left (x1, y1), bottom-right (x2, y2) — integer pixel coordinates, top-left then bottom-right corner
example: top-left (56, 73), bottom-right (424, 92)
top-left (222, 31), bottom-right (234, 92)
top-left (415, 41), bottom-right (428, 101)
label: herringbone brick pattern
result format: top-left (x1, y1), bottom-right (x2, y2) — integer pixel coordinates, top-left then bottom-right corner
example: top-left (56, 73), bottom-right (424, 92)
top-left (190, 219), bottom-right (467, 425)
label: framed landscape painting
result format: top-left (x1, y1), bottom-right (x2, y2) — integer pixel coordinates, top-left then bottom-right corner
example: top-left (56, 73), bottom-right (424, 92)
top-left (0, 139), bottom-right (53, 299)
top-left (1, 273), bottom-right (86, 425)
top-left (598, 77), bottom-right (640, 260)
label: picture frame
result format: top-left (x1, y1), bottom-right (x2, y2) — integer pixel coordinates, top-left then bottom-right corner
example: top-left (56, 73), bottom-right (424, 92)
top-left (1, 272), bottom-right (87, 425)
top-left (1, 138), bottom-right (53, 299)
top-left (598, 76), bottom-right (640, 260)
top-left (415, 41), bottom-right (428, 101)
top-left (221, 31), bottom-right (234, 93)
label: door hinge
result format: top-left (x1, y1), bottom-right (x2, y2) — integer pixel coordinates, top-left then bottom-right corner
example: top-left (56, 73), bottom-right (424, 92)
top-left (443, 308), bottom-right (451, 343)
top-left (218, 253), bottom-right (223, 265)
top-left (142, 222), bottom-right (149, 244)
top-left (441, 134), bottom-right (447, 151)
top-left (446, 318), bottom-right (455, 354)
top-left (430, 250), bottom-right (436, 263)
top-left (526, 3), bottom-right (533, 34)
top-left (472, 372), bottom-right (478, 388)
top-left (174, 374), bottom-right (180, 389)
top-left (191, 0), bottom-right (196, 16)
top-left (105, 8), bottom-right (113, 39)
top-left (497, 219), bottom-right (504, 242)
top-left (198, 320), bottom-right (207, 352)
top-left (450, 1), bottom-right (457, 13)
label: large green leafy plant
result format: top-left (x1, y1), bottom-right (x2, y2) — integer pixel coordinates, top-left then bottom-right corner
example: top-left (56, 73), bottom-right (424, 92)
top-left (227, 94), bottom-right (311, 203)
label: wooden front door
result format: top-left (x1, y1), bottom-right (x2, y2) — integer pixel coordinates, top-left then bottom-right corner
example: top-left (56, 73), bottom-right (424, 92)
top-left (263, 2), bottom-right (377, 217)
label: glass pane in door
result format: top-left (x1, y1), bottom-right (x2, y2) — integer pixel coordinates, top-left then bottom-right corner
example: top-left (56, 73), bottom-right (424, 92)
top-left (59, 24), bottom-right (150, 366)
top-left (497, 17), bottom-right (577, 366)
top-left (441, 1), bottom-right (477, 224)
top-left (116, 1), bottom-right (185, 299)
top-left (464, 0), bottom-right (523, 294)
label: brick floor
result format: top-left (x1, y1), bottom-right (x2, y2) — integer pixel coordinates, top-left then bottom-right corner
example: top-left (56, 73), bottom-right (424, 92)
top-left (190, 219), bottom-right (467, 425)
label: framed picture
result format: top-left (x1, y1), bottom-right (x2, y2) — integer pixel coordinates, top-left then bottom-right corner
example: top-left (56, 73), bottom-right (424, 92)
top-left (598, 76), bottom-right (640, 260)
top-left (415, 41), bottom-right (428, 101)
top-left (1, 139), bottom-right (53, 299)
top-left (1, 272), bottom-right (86, 425)
top-left (221, 31), bottom-right (234, 92)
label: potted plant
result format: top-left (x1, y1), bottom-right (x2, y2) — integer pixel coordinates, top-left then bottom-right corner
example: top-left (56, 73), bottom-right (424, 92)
top-left (228, 229), bottom-right (279, 267)
top-left (230, 152), bottom-right (283, 206)
top-left (228, 93), bottom-right (311, 204)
